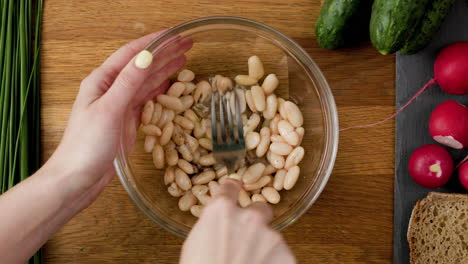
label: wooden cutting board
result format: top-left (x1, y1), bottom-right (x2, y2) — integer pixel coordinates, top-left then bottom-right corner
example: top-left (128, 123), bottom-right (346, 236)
top-left (42, 1), bottom-right (395, 263)
top-left (394, 0), bottom-right (468, 263)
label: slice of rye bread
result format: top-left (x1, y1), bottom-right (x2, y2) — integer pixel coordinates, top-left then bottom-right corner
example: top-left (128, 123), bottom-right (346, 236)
top-left (407, 192), bottom-right (468, 264)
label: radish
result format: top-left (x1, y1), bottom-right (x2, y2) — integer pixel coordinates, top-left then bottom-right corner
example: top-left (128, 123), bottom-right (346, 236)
top-left (429, 100), bottom-right (468, 149)
top-left (341, 42), bottom-right (468, 131)
top-left (408, 144), bottom-right (454, 189)
top-left (434, 42), bottom-right (468, 95)
top-left (459, 161), bottom-right (468, 190)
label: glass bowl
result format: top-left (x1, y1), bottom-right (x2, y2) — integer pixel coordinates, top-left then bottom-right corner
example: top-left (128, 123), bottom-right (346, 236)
top-left (114, 16), bottom-right (339, 237)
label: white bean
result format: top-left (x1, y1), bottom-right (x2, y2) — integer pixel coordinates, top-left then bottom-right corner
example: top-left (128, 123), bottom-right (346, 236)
top-left (152, 144), bottom-right (165, 169)
top-left (194, 80), bottom-right (211, 103)
top-left (263, 94), bottom-right (278, 120)
top-left (180, 95), bottom-right (194, 111)
top-left (168, 182), bottom-right (182, 197)
top-left (151, 103), bottom-right (163, 125)
top-left (174, 115), bottom-right (194, 130)
top-left (199, 138), bottom-right (213, 150)
top-left (284, 166), bottom-right (300, 190)
top-left (270, 134), bottom-right (286, 143)
top-left (270, 114), bottom-right (280, 135)
top-left (270, 142), bottom-right (293, 156)
top-left (238, 188), bottom-right (252, 208)
top-left (157, 94), bottom-right (184, 112)
top-left (237, 166), bottom-right (248, 178)
top-left (172, 125), bottom-right (186, 146)
top-left (216, 76), bottom-right (233, 93)
top-left (184, 109), bottom-right (199, 123)
top-left (251, 194), bottom-right (267, 203)
top-left (193, 121), bottom-right (206, 139)
top-left (201, 119), bottom-right (212, 139)
top-left (215, 166), bottom-right (228, 178)
top-left (141, 124), bottom-right (162, 136)
top-left (178, 192), bottom-right (197, 211)
top-left (251, 85), bottom-right (266, 112)
top-left (175, 168), bottom-right (192, 191)
top-left (192, 170), bottom-right (216, 185)
top-left (245, 131), bottom-right (260, 150)
top-left (160, 121), bottom-right (174, 146)
top-left (248, 55), bottom-right (264, 80)
top-left (208, 181), bottom-right (220, 196)
top-left (177, 69), bottom-right (195, 82)
top-left (262, 73), bottom-right (279, 95)
top-left (199, 153), bottom-right (216, 166)
top-left (165, 147), bottom-right (179, 166)
top-left (144, 136), bottom-right (156, 153)
top-left (278, 98), bottom-right (287, 120)
top-left (273, 169), bottom-right (287, 191)
top-left (185, 133), bottom-right (199, 152)
top-left (245, 90), bottom-right (257, 112)
top-left (285, 146), bottom-right (305, 169)
top-left (244, 113), bottom-right (260, 135)
top-left (244, 176), bottom-right (272, 191)
top-left (267, 151), bottom-right (285, 169)
top-left (178, 144), bottom-right (193, 162)
top-left (167, 82), bottom-right (185, 97)
top-left (230, 88), bottom-right (247, 114)
top-left (197, 193), bottom-right (211, 205)
top-left (284, 101), bottom-right (303, 127)
top-left (183, 82), bottom-right (196, 95)
top-left (263, 164), bottom-right (277, 176)
top-left (178, 159), bottom-right (195, 174)
top-left (243, 163), bottom-right (266, 184)
top-left (296, 127), bottom-right (305, 145)
top-left (262, 187), bottom-right (280, 204)
top-left (278, 120), bottom-right (299, 146)
top-left (157, 109), bottom-right (175, 128)
top-left (141, 100), bottom-right (154, 125)
top-left (256, 127), bottom-right (271, 157)
top-left (192, 149), bottom-right (201, 163)
top-left (235, 75), bottom-right (257, 86)
top-left (164, 167), bottom-right (175, 185)
top-left (192, 184), bottom-right (209, 196)
top-left (190, 205), bottom-right (204, 218)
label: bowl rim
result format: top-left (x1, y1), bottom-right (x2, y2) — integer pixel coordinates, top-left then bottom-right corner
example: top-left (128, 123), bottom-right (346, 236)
top-left (114, 16), bottom-right (339, 237)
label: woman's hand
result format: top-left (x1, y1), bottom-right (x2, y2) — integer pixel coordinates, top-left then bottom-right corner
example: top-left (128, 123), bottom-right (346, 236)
top-left (51, 32), bottom-right (192, 208)
top-left (180, 177), bottom-right (296, 264)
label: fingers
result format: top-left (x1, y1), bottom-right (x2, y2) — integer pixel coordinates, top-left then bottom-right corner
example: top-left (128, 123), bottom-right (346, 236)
top-left (246, 202), bottom-right (273, 224)
top-left (213, 177), bottom-right (242, 203)
top-left (77, 31), bottom-right (165, 104)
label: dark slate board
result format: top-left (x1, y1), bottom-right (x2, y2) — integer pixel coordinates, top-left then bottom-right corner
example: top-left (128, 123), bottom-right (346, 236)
top-left (394, 0), bottom-right (468, 263)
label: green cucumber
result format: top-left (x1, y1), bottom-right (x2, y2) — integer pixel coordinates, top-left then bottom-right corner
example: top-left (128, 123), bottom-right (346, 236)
top-left (315, 0), bottom-right (373, 49)
top-left (370, 0), bottom-right (430, 55)
top-left (400, 0), bottom-right (455, 54)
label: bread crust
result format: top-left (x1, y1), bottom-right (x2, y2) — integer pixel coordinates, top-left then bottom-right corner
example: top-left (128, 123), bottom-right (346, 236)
top-left (407, 192), bottom-right (468, 264)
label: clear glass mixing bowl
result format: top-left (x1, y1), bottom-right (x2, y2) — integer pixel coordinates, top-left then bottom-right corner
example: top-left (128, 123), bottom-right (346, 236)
top-left (114, 16), bottom-right (339, 237)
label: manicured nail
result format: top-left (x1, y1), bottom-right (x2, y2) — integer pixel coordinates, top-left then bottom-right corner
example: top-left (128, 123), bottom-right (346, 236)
top-left (135, 50), bottom-right (153, 69)
top-left (229, 173), bottom-right (241, 181)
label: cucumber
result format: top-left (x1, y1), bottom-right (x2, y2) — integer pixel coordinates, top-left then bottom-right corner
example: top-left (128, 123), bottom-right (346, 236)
top-left (400, 0), bottom-right (455, 54)
top-left (315, 0), bottom-right (373, 49)
top-left (370, 0), bottom-right (430, 55)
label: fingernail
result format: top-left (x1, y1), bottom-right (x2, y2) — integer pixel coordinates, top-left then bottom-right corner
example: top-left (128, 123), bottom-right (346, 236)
top-left (135, 50), bottom-right (153, 69)
top-left (229, 173), bottom-right (241, 181)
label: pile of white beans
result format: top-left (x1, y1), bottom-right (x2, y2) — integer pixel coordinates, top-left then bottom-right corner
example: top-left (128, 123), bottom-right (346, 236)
top-left (140, 56), bottom-right (305, 218)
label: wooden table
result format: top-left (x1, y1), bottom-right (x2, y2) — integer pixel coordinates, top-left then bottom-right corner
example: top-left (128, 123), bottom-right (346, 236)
top-left (42, 1), bottom-right (395, 263)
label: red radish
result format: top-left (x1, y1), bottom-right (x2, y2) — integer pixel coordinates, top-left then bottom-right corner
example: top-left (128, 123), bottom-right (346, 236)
top-left (341, 42), bottom-right (468, 131)
top-left (459, 162), bottom-right (468, 190)
top-left (408, 144), bottom-right (454, 189)
top-left (429, 100), bottom-right (468, 149)
top-left (434, 42), bottom-right (468, 95)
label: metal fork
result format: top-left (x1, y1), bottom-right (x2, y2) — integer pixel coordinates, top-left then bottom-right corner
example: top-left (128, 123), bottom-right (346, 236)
top-left (211, 88), bottom-right (246, 174)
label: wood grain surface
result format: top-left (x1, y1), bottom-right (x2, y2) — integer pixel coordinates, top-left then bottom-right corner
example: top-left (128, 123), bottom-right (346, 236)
top-left (42, 1), bottom-right (395, 263)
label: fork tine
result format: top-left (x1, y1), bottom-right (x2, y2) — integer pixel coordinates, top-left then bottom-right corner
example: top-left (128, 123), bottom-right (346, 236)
top-left (235, 89), bottom-right (245, 144)
top-left (218, 93), bottom-right (226, 144)
top-left (211, 92), bottom-right (218, 147)
top-left (225, 92), bottom-right (235, 144)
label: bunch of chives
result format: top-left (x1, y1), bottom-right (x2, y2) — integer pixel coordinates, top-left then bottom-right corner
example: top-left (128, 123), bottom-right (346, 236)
top-left (0, 0), bottom-right (43, 263)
